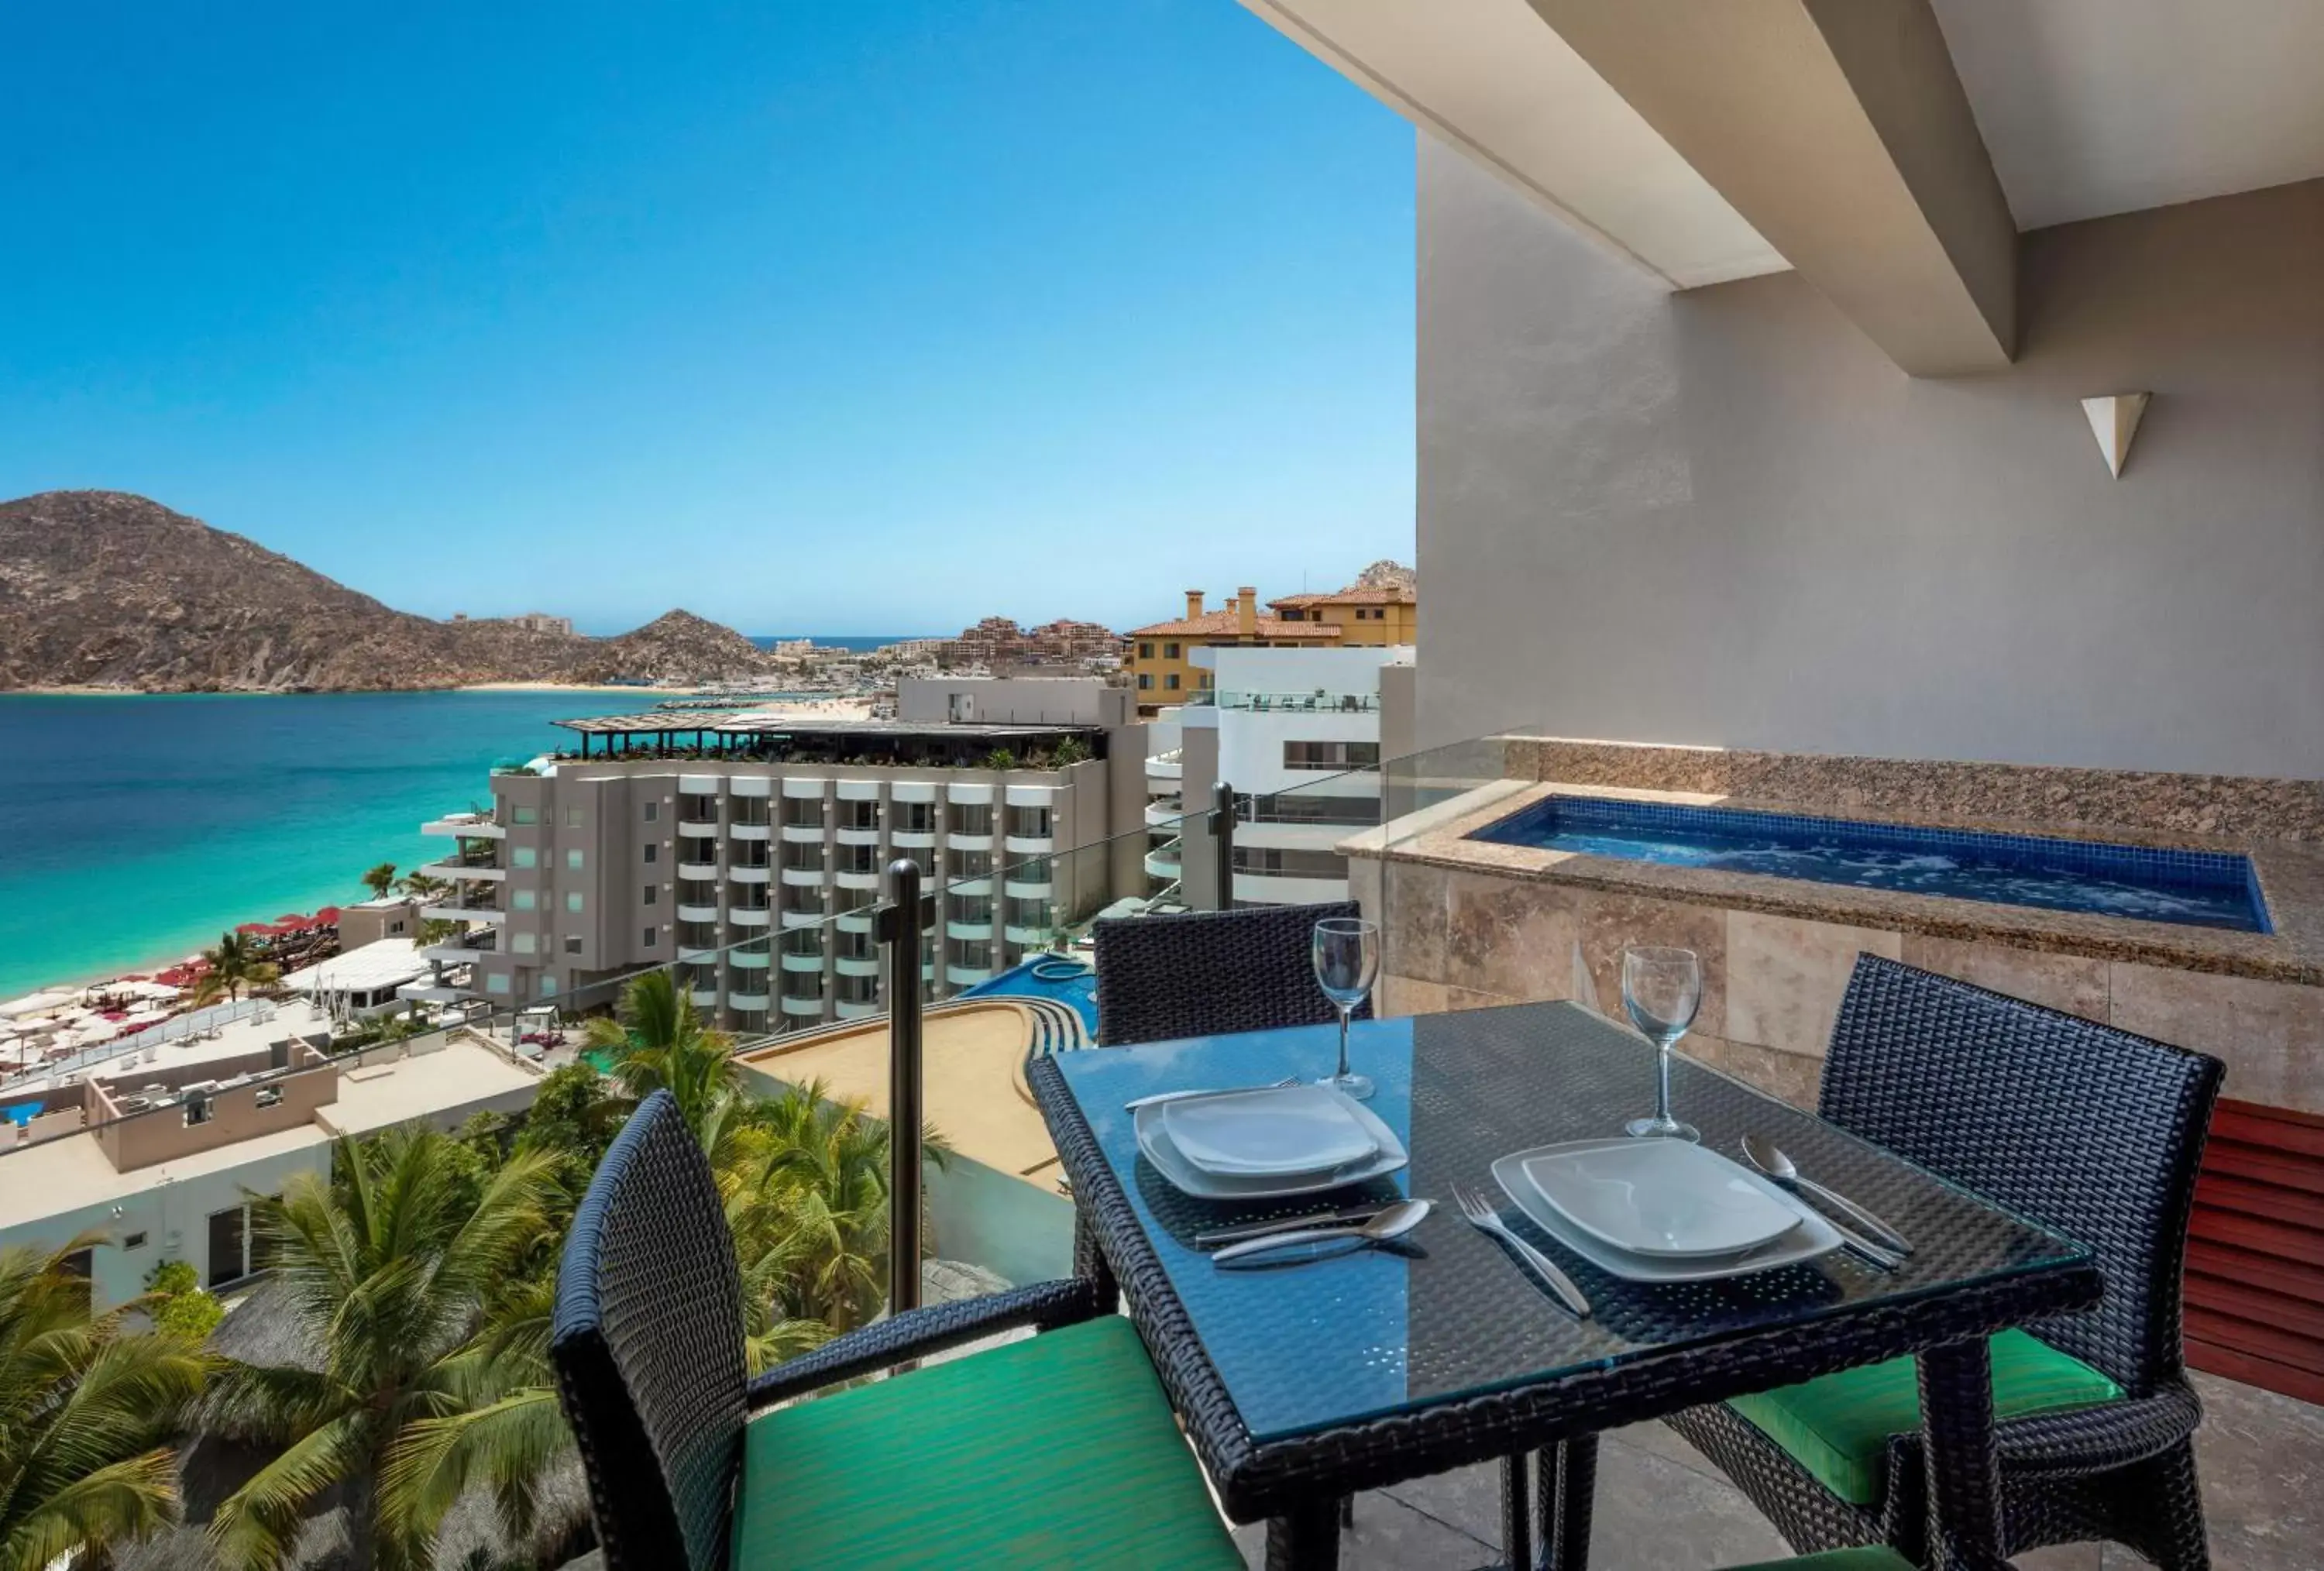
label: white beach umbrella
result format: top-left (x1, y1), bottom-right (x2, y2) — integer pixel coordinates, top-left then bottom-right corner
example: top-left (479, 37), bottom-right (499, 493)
top-left (0, 990), bottom-right (78, 1019)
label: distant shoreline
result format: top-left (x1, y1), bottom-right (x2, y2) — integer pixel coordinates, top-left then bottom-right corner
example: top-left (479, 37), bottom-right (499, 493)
top-left (6, 682), bottom-right (710, 698)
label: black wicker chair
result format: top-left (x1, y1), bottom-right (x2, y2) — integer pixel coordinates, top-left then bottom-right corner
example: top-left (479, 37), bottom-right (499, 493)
top-left (1093, 899), bottom-right (1368, 1047)
top-left (1667, 954), bottom-right (2224, 1569)
top-left (549, 1089), bottom-right (1240, 1570)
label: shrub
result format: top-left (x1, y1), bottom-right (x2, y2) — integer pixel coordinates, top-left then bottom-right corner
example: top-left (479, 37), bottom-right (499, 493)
top-left (146, 1258), bottom-right (224, 1342)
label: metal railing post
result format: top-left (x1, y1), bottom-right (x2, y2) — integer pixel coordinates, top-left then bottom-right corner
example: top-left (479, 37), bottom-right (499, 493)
top-left (879, 858), bottom-right (925, 1315)
top-left (1212, 780), bottom-right (1235, 913)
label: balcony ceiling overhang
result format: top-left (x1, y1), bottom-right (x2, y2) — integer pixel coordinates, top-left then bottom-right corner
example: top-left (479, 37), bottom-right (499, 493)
top-left (1246, 0), bottom-right (2324, 378)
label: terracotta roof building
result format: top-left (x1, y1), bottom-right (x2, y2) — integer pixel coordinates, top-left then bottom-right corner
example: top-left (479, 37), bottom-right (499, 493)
top-left (1122, 579), bottom-right (1417, 709)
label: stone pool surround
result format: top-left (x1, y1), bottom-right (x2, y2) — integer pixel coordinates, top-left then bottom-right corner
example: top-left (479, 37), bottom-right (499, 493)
top-left (1346, 740), bottom-right (2324, 1116)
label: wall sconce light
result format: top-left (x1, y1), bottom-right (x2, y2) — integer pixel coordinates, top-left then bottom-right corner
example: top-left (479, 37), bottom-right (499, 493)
top-left (2082, 393), bottom-right (2150, 479)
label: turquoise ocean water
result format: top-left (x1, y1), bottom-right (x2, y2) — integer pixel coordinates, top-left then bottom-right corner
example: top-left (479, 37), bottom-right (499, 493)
top-left (0, 692), bottom-right (648, 999)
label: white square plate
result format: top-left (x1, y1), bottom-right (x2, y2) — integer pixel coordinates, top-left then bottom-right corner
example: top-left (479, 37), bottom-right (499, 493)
top-left (1136, 1095), bottom-right (1408, 1200)
top-left (1160, 1085), bottom-right (1379, 1177)
top-left (1490, 1140), bottom-right (1843, 1283)
top-left (1521, 1139), bottom-right (1801, 1258)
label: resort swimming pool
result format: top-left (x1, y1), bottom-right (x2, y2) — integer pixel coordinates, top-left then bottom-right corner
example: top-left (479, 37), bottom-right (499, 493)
top-left (959, 956), bottom-right (1099, 1035)
top-left (1468, 795), bottom-right (2270, 933)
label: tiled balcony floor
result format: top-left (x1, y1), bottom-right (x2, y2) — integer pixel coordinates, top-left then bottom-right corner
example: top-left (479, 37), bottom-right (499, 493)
top-left (1230, 1371), bottom-right (2324, 1570)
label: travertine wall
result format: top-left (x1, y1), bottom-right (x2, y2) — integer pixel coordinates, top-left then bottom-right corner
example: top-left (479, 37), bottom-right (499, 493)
top-left (1367, 858), bottom-right (2324, 1116)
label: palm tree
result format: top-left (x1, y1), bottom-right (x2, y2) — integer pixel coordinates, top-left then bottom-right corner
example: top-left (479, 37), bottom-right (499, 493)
top-left (580, 969), bottom-right (741, 1148)
top-left (397, 870), bottom-right (447, 902)
top-left (0, 1234), bottom-right (210, 1571)
top-left (361, 862), bottom-right (398, 900)
top-left (203, 1127), bottom-right (564, 1571)
top-left (191, 931), bottom-right (281, 1007)
top-left (722, 1080), bottom-right (947, 1348)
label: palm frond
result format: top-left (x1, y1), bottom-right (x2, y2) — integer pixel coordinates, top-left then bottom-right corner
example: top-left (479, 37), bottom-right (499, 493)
top-left (0, 1447), bottom-right (181, 1571)
top-left (207, 1411), bottom-right (373, 1571)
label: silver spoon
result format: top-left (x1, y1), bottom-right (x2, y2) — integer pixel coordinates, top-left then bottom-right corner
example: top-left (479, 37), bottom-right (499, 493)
top-left (1742, 1135), bottom-right (1913, 1256)
top-left (1211, 1198), bottom-right (1432, 1265)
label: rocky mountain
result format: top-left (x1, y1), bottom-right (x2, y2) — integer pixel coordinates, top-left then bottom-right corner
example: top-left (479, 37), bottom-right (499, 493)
top-left (0, 490), bottom-right (779, 692)
top-left (1353, 559), bottom-right (1415, 592)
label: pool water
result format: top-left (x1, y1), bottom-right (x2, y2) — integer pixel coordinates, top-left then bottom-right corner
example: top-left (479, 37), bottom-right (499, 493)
top-left (958, 956), bottom-right (1099, 1035)
top-left (1469, 796), bottom-right (2270, 933)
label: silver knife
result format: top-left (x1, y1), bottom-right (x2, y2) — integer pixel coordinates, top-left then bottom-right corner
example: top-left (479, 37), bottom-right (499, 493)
top-left (1123, 1077), bottom-right (1298, 1112)
top-left (1195, 1204), bottom-right (1390, 1249)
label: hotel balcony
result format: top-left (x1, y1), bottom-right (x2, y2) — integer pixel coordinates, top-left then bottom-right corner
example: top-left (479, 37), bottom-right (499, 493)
top-left (1143, 839), bottom-right (1181, 881)
top-left (416, 856), bottom-right (505, 883)
top-left (727, 988), bottom-right (770, 1012)
top-left (779, 909), bottom-right (827, 929)
top-left (421, 897), bottom-right (505, 925)
top-left (729, 906), bottom-right (772, 927)
top-left (944, 963), bottom-right (992, 988)
top-left (834, 869), bottom-right (882, 892)
top-left (1002, 834), bottom-right (1054, 856)
top-left (1146, 748), bottom-right (1182, 781)
top-left (677, 859), bottom-right (718, 881)
top-left (779, 866), bottom-right (827, 886)
top-left (945, 919), bottom-right (994, 942)
top-left (677, 819), bottom-right (720, 839)
top-left (834, 998), bottom-right (881, 1021)
top-left (729, 945), bottom-right (772, 970)
top-left (835, 826), bottom-right (881, 847)
top-left (779, 823), bottom-right (825, 844)
top-left (1002, 869), bottom-right (1052, 898)
top-left (835, 908), bottom-right (875, 934)
top-left (676, 945), bottom-right (718, 964)
top-left (421, 812), bottom-right (504, 840)
top-left (729, 820), bottom-right (772, 842)
top-left (890, 828), bottom-right (937, 851)
top-left (1002, 923), bottom-right (1049, 947)
top-left (689, 985), bottom-right (718, 1009)
top-left (727, 864), bottom-right (772, 885)
top-left (779, 993), bottom-right (824, 1019)
top-left (418, 931), bottom-right (497, 965)
top-left (676, 902), bottom-right (720, 923)
top-left (1143, 797), bottom-right (1183, 828)
top-left (834, 953), bottom-right (880, 978)
top-left (779, 947), bottom-right (823, 974)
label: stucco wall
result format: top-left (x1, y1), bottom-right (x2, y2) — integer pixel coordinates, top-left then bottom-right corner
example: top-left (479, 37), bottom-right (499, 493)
top-left (1417, 137), bottom-right (2324, 778)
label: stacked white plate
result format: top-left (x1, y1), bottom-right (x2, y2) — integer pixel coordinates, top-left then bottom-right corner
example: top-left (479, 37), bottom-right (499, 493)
top-left (1490, 1138), bottom-right (1844, 1282)
top-left (1136, 1085), bottom-right (1409, 1199)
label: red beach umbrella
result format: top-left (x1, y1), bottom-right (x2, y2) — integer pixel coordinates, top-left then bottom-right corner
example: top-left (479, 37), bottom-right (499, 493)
top-left (235, 921), bottom-right (273, 936)
top-left (314, 906), bottom-right (342, 924)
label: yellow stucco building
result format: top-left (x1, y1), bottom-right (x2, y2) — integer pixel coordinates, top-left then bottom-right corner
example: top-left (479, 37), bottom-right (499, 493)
top-left (1121, 579), bottom-right (1418, 707)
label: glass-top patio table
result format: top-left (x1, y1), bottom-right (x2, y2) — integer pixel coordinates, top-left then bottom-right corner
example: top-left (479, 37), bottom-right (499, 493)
top-left (1029, 1001), bottom-right (2102, 1571)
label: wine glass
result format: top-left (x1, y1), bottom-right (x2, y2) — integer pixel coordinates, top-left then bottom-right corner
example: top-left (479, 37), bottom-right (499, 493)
top-left (1312, 917), bottom-right (1380, 1101)
top-left (1622, 946), bottom-right (1703, 1141)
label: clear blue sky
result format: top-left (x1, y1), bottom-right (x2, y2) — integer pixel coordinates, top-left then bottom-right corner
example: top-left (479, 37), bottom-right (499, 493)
top-left (0, 2), bottom-right (1414, 635)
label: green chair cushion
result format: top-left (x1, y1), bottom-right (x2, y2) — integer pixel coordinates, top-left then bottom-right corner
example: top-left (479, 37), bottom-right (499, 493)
top-left (1728, 1328), bottom-right (2123, 1506)
top-left (731, 1314), bottom-right (1241, 1569)
top-left (1726, 1550), bottom-right (1916, 1570)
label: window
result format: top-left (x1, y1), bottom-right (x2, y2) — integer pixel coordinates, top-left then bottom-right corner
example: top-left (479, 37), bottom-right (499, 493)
top-left (1136, 641), bottom-right (1153, 658)
top-left (512, 846), bottom-right (538, 869)
top-left (512, 889), bottom-right (537, 911)
top-left (566, 848), bottom-right (585, 871)
top-left (511, 932), bottom-right (538, 954)
top-left (1234, 846), bottom-right (1349, 879)
top-left (540, 974), bottom-right (559, 997)
top-left (643, 926), bottom-right (659, 948)
top-left (1164, 641), bottom-right (1180, 658)
top-left (1281, 608), bottom-right (1302, 620)
top-left (255, 1085), bottom-right (284, 1109)
top-left (566, 892), bottom-right (584, 913)
top-left (184, 1091), bottom-right (215, 1127)
top-left (1165, 673), bottom-right (1181, 691)
top-left (564, 936), bottom-right (583, 954)
top-left (1282, 741), bottom-right (1380, 771)
top-left (643, 843), bottom-right (658, 864)
top-left (1136, 673), bottom-right (1153, 690)
top-left (513, 806), bottom-right (538, 825)
top-left (1250, 792), bottom-right (1378, 827)
top-left (644, 800), bottom-right (659, 822)
top-left (1199, 672), bottom-right (1213, 689)
top-left (60, 1247), bottom-right (93, 1281)
top-left (486, 972), bottom-right (512, 995)
top-left (643, 885), bottom-right (658, 906)
top-left (122, 1231), bottom-right (148, 1251)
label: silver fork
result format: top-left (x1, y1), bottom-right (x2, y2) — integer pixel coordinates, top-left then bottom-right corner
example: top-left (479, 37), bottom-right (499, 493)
top-left (1452, 1183), bottom-right (1591, 1320)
